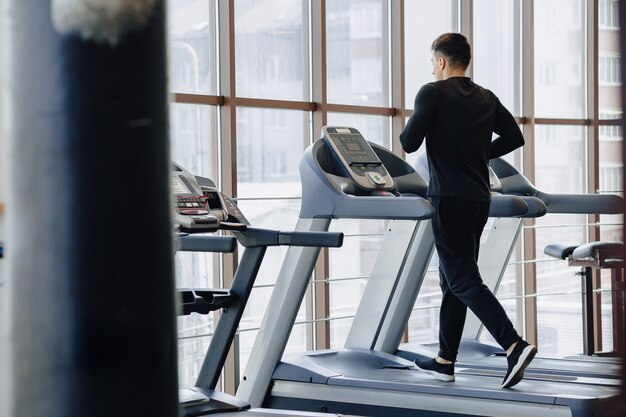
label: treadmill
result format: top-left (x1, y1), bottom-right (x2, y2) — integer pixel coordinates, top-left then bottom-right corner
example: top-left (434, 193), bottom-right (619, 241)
top-left (237, 127), bottom-right (620, 417)
top-left (170, 162), bottom-right (360, 417)
top-left (395, 154), bottom-right (624, 381)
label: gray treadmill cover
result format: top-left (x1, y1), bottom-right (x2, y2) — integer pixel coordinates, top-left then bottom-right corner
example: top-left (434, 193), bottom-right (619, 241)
top-left (314, 139), bottom-right (428, 196)
top-left (299, 139), bottom-right (433, 220)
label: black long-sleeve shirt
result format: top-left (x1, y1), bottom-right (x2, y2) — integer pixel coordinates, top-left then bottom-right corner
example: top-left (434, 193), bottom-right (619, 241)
top-left (400, 77), bottom-right (524, 202)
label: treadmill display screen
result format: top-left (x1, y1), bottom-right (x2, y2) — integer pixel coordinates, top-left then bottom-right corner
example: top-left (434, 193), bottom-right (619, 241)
top-left (345, 142), bottom-right (362, 152)
top-left (330, 135), bottom-right (381, 166)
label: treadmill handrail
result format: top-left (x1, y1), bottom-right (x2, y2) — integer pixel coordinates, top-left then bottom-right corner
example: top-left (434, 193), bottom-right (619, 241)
top-left (175, 234), bottom-right (237, 253)
top-left (490, 157), bottom-right (623, 214)
top-left (489, 194), bottom-right (529, 218)
top-left (234, 226), bottom-right (344, 249)
top-left (535, 191), bottom-right (623, 214)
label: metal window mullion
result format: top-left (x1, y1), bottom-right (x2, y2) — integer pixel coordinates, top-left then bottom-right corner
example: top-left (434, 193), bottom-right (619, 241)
top-left (218, 0), bottom-right (239, 395)
top-left (382, 0), bottom-right (391, 150)
top-left (452, 0), bottom-right (460, 31)
top-left (459, 0), bottom-right (473, 78)
top-left (521, 0), bottom-right (538, 346)
top-left (311, 0), bottom-right (330, 350)
top-left (586, 0), bottom-right (603, 352)
top-left (172, 93), bottom-right (225, 105)
top-left (513, 0), bottom-right (522, 116)
top-left (390, 0), bottom-right (405, 157)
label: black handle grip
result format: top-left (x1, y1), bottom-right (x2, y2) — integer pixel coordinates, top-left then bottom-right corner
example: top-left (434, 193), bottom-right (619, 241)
top-left (219, 222), bottom-right (248, 231)
top-left (278, 231), bottom-right (344, 248)
top-left (177, 235), bottom-right (237, 253)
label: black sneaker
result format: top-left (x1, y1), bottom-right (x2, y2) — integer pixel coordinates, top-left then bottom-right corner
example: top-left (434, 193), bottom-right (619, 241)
top-left (414, 357), bottom-right (455, 382)
top-left (502, 340), bottom-right (537, 388)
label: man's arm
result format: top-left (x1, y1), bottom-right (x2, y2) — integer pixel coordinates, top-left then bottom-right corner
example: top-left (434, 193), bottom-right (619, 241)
top-left (400, 84), bottom-right (439, 153)
top-left (490, 100), bottom-right (525, 159)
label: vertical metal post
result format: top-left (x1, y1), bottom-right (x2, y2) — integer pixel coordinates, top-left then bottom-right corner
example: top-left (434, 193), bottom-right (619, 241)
top-left (0, 2), bottom-right (6, 410)
top-left (311, 0), bottom-right (330, 350)
top-left (390, 0), bottom-right (405, 157)
top-left (618, 0), bottom-right (626, 404)
top-left (610, 267), bottom-right (624, 353)
top-left (218, 0), bottom-right (240, 394)
top-left (459, 0), bottom-right (473, 78)
top-left (580, 267), bottom-right (596, 355)
top-left (5, 1), bottom-right (178, 417)
top-left (587, 0), bottom-right (603, 353)
top-left (521, 0), bottom-right (538, 346)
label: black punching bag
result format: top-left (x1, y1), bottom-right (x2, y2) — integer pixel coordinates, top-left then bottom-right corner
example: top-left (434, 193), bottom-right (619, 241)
top-left (5, 1), bottom-right (178, 416)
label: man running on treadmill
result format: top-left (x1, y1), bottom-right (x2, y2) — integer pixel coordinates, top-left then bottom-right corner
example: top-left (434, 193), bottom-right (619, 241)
top-left (400, 33), bottom-right (536, 389)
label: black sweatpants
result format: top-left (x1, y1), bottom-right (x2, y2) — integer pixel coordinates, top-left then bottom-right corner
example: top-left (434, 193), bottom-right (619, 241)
top-left (431, 196), bottom-right (521, 362)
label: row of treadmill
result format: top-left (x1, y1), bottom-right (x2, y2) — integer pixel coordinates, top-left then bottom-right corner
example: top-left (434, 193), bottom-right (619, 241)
top-left (172, 126), bottom-right (624, 417)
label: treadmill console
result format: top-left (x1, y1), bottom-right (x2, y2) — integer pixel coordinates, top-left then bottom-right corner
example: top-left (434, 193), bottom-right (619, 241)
top-left (322, 126), bottom-right (394, 191)
top-left (171, 162), bottom-right (228, 232)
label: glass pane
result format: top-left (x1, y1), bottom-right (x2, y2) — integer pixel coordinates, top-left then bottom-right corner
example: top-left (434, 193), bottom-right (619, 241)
top-left (330, 317), bottom-right (355, 349)
top-left (175, 251), bottom-right (217, 289)
top-left (407, 306), bottom-right (440, 344)
top-left (537, 293), bottom-right (584, 357)
top-left (534, 125), bottom-right (586, 194)
top-left (599, 0), bottom-right (621, 115)
top-left (235, 0), bottom-right (307, 100)
top-left (178, 334), bottom-right (212, 387)
top-left (473, 0), bottom-right (519, 115)
top-left (238, 298), bottom-right (308, 375)
top-left (404, 0), bottom-right (455, 110)
top-left (236, 199), bottom-right (300, 237)
top-left (535, 125), bottom-right (587, 294)
top-left (327, 0), bottom-right (388, 106)
top-left (175, 250), bottom-right (218, 387)
top-left (599, 284), bottom-right (615, 352)
top-left (598, 3), bottom-right (623, 242)
top-left (599, 122), bottom-right (623, 242)
top-left (238, 277), bottom-right (309, 376)
top-left (170, 103), bottom-right (218, 181)
top-left (486, 227), bottom-right (521, 300)
top-left (168, 0), bottom-right (217, 94)
top-left (409, 251), bottom-right (442, 343)
top-left (328, 219), bottom-right (387, 278)
top-left (236, 108), bottom-right (307, 198)
top-left (534, 0), bottom-right (584, 118)
top-left (328, 219), bottom-right (386, 346)
top-left (326, 113), bottom-right (389, 148)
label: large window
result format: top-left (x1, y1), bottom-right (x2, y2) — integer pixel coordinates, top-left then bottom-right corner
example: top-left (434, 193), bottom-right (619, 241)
top-left (327, 0), bottom-right (388, 107)
top-left (167, 0), bottom-right (623, 392)
top-left (235, 0), bottom-right (308, 100)
top-left (473, 0), bottom-right (520, 115)
top-left (168, 0), bottom-right (217, 95)
top-left (534, 0), bottom-right (585, 118)
top-left (403, 0), bottom-right (455, 110)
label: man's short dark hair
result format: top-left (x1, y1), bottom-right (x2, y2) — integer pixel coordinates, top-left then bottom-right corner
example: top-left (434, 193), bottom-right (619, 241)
top-left (431, 33), bottom-right (471, 70)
